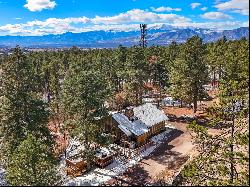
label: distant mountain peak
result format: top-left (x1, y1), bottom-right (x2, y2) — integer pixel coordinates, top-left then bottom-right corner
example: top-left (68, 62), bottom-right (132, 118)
top-left (149, 24), bottom-right (175, 30)
top-left (0, 27), bottom-right (248, 48)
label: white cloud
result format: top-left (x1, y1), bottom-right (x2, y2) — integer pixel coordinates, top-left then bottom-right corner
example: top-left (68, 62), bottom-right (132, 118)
top-left (215, 0), bottom-right (249, 15)
top-left (24, 0), bottom-right (56, 12)
top-left (0, 9), bottom-right (247, 36)
top-left (151, 6), bottom-right (182, 12)
top-left (91, 9), bottom-right (190, 24)
top-left (242, 20), bottom-right (249, 27)
top-left (25, 17), bottom-right (90, 27)
top-left (200, 11), bottom-right (233, 20)
top-left (0, 9), bottom-right (191, 36)
top-left (191, 3), bottom-right (201, 9)
top-left (201, 7), bottom-right (207, 11)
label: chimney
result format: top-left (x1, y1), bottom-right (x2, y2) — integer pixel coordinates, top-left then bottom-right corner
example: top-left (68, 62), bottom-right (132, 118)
top-left (124, 106), bottom-right (134, 120)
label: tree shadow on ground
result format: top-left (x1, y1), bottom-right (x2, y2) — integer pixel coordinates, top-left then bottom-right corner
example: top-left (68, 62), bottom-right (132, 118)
top-left (168, 112), bottom-right (231, 130)
top-left (103, 129), bottom-right (188, 186)
top-left (151, 155), bottom-right (190, 186)
top-left (193, 115), bottom-right (231, 129)
top-left (104, 164), bottom-right (151, 186)
top-left (144, 129), bottom-right (184, 165)
top-left (123, 164), bottom-right (151, 186)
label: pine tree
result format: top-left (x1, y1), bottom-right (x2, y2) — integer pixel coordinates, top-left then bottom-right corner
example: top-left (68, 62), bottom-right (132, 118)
top-left (169, 36), bottom-right (209, 112)
top-left (61, 60), bottom-right (112, 169)
top-left (145, 46), bottom-right (169, 107)
top-left (180, 39), bottom-right (249, 186)
top-left (125, 46), bottom-right (147, 105)
top-left (0, 47), bottom-right (53, 159)
top-left (0, 47), bottom-right (60, 185)
top-left (6, 134), bottom-right (60, 186)
top-left (114, 45), bottom-right (127, 92)
top-left (206, 36), bottom-right (228, 89)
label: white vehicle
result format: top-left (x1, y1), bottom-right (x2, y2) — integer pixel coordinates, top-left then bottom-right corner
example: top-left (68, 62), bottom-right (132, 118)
top-left (162, 97), bottom-right (181, 106)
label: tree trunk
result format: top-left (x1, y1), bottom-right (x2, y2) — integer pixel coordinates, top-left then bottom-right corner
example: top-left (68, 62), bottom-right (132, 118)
top-left (218, 65), bottom-right (222, 87)
top-left (193, 95), bottom-right (198, 113)
top-left (64, 131), bottom-right (67, 159)
top-left (54, 64), bottom-right (60, 126)
top-left (45, 69), bottom-right (51, 103)
top-left (230, 100), bottom-right (235, 183)
top-left (117, 77), bottom-right (120, 92)
top-left (158, 87), bottom-right (162, 109)
top-left (136, 91), bottom-right (139, 106)
top-left (139, 87), bottom-right (143, 105)
top-left (213, 70), bottom-right (216, 90)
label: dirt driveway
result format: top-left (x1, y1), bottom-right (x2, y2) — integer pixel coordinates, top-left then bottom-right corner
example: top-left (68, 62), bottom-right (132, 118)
top-left (106, 122), bottom-right (195, 186)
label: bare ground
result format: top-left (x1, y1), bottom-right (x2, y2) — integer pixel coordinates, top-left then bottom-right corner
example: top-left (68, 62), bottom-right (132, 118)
top-left (105, 121), bottom-right (196, 186)
top-left (105, 95), bottom-right (221, 186)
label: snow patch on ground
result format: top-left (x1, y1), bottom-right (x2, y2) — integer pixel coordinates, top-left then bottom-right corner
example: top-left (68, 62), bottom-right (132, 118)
top-left (0, 168), bottom-right (7, 186)
top-left (0, 128), bottom-right (175, 186)
top-left (151, 128), bottom-right (173, 143)
top-left (64, 155), bottom-right (141, 186)
top-left (165, 123), bottom-right (176, 129)
top-left (63, 127), bottom-right (174, 186)
top-left (66, 138), bottom-right (85, 159)
top-left (140, 145), bottom-right (157, 157)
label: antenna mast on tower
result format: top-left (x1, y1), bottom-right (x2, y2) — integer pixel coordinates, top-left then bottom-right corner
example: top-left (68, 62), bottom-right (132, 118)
top-left (140, 24), bottom-right (147, 48)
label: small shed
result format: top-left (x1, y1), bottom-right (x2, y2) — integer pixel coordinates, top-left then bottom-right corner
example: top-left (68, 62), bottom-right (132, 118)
top-left (94, 147), bottom-right (114, 168)
top-left (65, 159), bottom-right (87, 177)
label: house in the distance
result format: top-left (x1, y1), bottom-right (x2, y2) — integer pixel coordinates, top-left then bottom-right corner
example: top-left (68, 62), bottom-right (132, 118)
top-left (103, 103), bottom-right (169, 148)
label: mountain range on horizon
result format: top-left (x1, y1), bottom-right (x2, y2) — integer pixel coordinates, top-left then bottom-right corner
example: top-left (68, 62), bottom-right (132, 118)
top-left (0, 25), bottom-right (248, 48)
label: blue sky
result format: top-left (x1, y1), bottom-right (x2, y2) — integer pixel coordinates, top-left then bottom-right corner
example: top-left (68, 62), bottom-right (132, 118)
top-left (0, 0), bottom-right (248, 35)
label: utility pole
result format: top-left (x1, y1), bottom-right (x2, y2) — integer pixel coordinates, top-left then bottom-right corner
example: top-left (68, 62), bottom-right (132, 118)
top-left (140, 24), bottom-right (147, 48)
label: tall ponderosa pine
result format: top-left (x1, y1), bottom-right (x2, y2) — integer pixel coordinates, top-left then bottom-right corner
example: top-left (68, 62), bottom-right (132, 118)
top-left (114, 45), bottom-right (127, 92)
top-left (206, 36), bottom-right (228, 89)
top-left (0, 47), bottom-right (53, 156)
top-left (6, 134), bottom-right (60, 186)
top-left (169, 36), bottom-right (209, 112)
top-left (181, 38), bottom-right (249, 186)
top-left (62, 58), bottom-right (112, 169)
top-left (0, 47), bottom-right (60, 185)
top-left (125, 46), bottom-right (147, 106)
top-left (145, 46), bottom-right (169, 108)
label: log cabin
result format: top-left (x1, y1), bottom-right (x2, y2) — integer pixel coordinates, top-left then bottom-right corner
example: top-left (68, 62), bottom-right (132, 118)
top-left (103, 103), bottom-right (169, 148)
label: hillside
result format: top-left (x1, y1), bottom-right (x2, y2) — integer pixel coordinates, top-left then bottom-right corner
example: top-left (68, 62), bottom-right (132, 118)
top-left (0, 26), bottom-right (248, 48)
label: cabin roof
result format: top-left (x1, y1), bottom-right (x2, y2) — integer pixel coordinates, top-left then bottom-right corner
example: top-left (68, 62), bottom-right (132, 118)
top-left (112, 103), bottom-right (169, 137)
top-left (95, 147), bottom-right (112, 158)
top-left (118, 124), bottom-right (132, 136)
top-left (133, 103), bottom-right (169, 128)
top-left (112, 113), bottom-right (148, 136)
